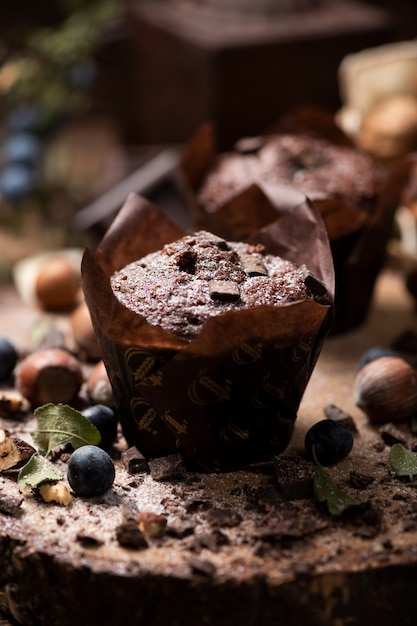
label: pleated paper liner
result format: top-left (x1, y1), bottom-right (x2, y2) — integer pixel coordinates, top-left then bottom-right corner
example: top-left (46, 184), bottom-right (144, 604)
top-left (82, 192), bottom-right (334, 471)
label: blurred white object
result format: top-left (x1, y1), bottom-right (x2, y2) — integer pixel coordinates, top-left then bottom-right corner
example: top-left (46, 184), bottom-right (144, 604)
top-left (337, 40), bottom-right (417, 142)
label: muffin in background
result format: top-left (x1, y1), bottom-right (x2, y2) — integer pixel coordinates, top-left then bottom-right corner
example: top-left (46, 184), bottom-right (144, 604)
top-left (82, 192), bottom-right (334, 471)
top-left (180, 122), bottom-right (395, 333)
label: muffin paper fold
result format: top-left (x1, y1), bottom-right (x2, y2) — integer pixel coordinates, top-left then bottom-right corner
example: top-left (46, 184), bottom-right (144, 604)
top-left (82, 192), bottom-right (334, 471)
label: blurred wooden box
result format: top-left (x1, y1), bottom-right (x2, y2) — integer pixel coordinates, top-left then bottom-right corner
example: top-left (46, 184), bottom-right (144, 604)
top-left (122, 0), bottom-right (393, 149)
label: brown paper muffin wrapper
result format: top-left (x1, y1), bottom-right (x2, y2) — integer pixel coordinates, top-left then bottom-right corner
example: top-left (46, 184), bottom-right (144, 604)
top-left (179, 122), bottom-right (397, 334)
top-left (82, 192), bottom-right (334, 471)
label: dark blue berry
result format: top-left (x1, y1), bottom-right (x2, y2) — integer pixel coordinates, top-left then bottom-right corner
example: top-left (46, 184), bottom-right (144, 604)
top-left (357, 346), bottom-right (399, 371)
top-left (81, 404), bottom-right (118, 449)
top-left (0, 165), bottom-right (36, 201)
top-left (0, 337), bottom-right (18, 380)
top-left (305, 419), bottom-right (353, 466)
top-left (67, 445), bottom-right (115, 497)
top-left (3, 133), bottom-right (42, 166)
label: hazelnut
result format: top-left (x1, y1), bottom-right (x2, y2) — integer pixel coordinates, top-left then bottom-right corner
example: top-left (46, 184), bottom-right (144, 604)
top-left (70, 300), bottom-right (101, 361)
top-left (15, 348), bottom-right (84, 407)
top-left (86, 360), bottom-right (114, 406)
top-left (136, 512), bottom-right (167, 538)
top-left (353, 356), bottom-right (417, 424)
top-left (35, 256), bottom-right (81, 311)
top-left (39, 482), bottom-right (72, 506)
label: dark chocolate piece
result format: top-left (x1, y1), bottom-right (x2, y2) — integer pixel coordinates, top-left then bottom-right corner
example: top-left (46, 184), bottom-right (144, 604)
top-left (300, 265), bottom-right (328, 298)
top-left (121, 446), bottom-right (149, 474)
top-left (378, 424), bottom-right (408, 447)
top-left (208, 280), bottom-right (240, 302)
top-left (349, 471), bottom-right (375, 490)
top-left (324, 403), bottom-right (358, 433)
top-left (240, 253), bottom-right (268, 277)
top-left (204, 507), bottom-right (242, 528)
top-left (274, 455), bottom-right (315, 500)
top-left (148, 454), bottom-right (186, 481)
top-left (115, 523), bottom-right (148, 549)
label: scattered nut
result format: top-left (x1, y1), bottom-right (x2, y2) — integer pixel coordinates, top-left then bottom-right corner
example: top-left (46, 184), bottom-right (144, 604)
top-left (0, 437), bottom-right (36, 471)
top-left (86, 360), bottom-right (114, 406)
top-left (35, 256), bottom-right (81, 311)
top-left (39, 482), bottom-right (72, 506)
top-left (0, 391), bottom-right (30, 417)
top-left (70, 300), bottom-right (101, 361)
top-left (136, 512), bottom-right (167, 538)
top-left (354, 356), bottom-right (417, 424)
top-left (15, 348), bottom-right (84, 407)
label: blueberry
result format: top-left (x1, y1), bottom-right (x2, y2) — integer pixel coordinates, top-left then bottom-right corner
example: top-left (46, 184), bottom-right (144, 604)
top-left (67, 445), bottom-right (115, 497)
top-left (81, 404), bottom-right (118, 449)
top-left (0, 165), bottom-right (36, 201)
top-left (305, 419), bottom-right (353, 466)
top-left (6, 105), bottom-right (41, 133)
top-left (0, 337), bottom-right (18, 380)
top-left (3, 133), bottom-right (42, 165)
top-left (357, 346), bottom-right (399, 371)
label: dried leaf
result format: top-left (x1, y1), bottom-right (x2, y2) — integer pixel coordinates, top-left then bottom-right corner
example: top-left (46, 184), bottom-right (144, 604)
top-left (17, 453), bottom-right (62, 488)
top-left (314, 462), bottom-right (368, 516)
top-left (32, 403), bottom-right (101, 456)
top-left (389, 443), bottom-right (417, 478)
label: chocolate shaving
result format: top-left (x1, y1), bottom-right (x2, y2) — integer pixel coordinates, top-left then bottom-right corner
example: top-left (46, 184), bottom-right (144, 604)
top-left (349, 470), bottom-right (375, 490)
top-left (148, 454), bottom-right (186, 482)
top-left (208, 280), bottom-right (240, 302)
top-left (115, 523), bottom-right (148, 549)
top-left (324, 403), bottom-right (358, 432)
top-left (240, 254), bottom-right (268, 277)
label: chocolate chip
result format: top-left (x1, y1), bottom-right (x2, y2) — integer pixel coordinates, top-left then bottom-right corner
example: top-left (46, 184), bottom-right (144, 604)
top-left (300, 265), bottom-right (328, 298)
top-left (148, 454), bottom-right (186, 481)
top-left (115, 523), bottom-right (148, 549)
top-left (240, 254), bottom-right (268, 277)
top-left (209, 280), bottom-right (240, 303)
top-left (121, 446), bottom-right (149, 474)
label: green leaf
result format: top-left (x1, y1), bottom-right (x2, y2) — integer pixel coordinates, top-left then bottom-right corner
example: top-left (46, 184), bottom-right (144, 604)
top-left (32, 403), bottom-right (101, 456)
top-left (17, 453), bottom-right (62, 489)
top-left (314, 462), bottom-right (369, 516)
top-left (389, 443), bottom-right (417, 478)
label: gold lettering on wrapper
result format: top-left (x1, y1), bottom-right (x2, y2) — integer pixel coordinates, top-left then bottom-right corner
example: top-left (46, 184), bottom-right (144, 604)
top-left (232, 341), bottom-right (263, 365)
top-left (188, 369), bottom-right (232, 405)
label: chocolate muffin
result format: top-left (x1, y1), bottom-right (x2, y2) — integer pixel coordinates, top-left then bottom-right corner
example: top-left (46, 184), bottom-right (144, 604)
top-left (181, 126), bottom-right (395, 333)
top-left (111, 231), bottom-right (325, 342)
top-left (82, 193), bottom-right (334, 472)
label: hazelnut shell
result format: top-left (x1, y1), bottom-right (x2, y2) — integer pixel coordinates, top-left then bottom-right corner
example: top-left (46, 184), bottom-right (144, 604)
top-left (70, 301), bottom-right (101, 361)
top-left (16, 348), bottom-right (84, 408)
top-left (353, 356), bottom-right (417, 424)
top-left (35, 256), bottom-right (81, 311)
